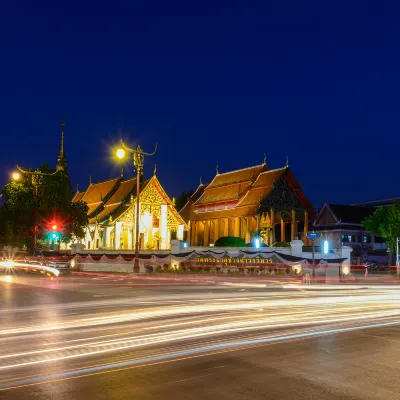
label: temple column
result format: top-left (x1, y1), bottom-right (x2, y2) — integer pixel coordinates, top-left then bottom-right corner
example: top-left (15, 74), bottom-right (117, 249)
top-left (234, 217), bottom-right (240, 237)
top-left (291, 209), bottom-right (296, 241)
top-left (280, 215), bottom-right (285, 242)
top-left (127, 227), bottom-right (132, 249)
top-left (160, 204), bottom-right (168, 250)
top-left (204, 220), bottom-right (210, 246)
top-left (245, 217), bottom-right (250, 243)
top-left (304, 210), bottom-right (309, 246)
top-left (115, 222), bottom-right (122, 250)
top-left (214, 219), bottom-right (219, 243)
top-left (224, 218), bottom-right (229, 236)
top-left (106, 227), bottom-right (111, 248)
top-left (270, 208), bottom-right (275, 245)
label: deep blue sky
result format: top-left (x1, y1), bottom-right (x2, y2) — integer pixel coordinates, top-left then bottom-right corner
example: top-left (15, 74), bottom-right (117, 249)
top-left (1, 1), bottom-right (399, 208)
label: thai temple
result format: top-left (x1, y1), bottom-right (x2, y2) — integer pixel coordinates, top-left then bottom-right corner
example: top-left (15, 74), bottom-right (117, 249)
top-left (53, 122), bottom-right (314, 251)
top-left (179, 158), bottom-right (314, 247)
top-left (72, 172), bottom-right (187, 250)
top-left (54, 122), bottom-right (187, 251)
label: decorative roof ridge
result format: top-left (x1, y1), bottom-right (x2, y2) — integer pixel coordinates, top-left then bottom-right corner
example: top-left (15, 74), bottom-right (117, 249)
top-left (89, 176), bottom-right (121, 186)
top-left (313, 202), bottom-right (340, 225)
top-left (206, 180), bottom-right (253, 190)
top-left (179, 183), bottom-right (207, 213)
top-left (215, 163), bottom-right (265, 177)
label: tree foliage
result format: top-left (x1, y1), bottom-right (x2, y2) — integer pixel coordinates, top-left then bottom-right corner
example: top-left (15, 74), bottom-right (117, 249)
top-left (0, 163), bottom-right (88, 249)
top-left (175, 190), bottom-right (194, 211)
top-left (362, 205), bottom-right (400, 263)
top-left (214, 236), bottom-right (246, 247)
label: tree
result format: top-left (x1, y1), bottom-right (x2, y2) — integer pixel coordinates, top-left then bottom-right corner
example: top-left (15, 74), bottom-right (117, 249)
top-left (214, 236), bottom-right (246, 247)
top-left (362, 205), bottom-right (400, 265)
top-left (175, 190), bottom-right (194, 211)
top-left (0, 163), bottom-right (88, 250)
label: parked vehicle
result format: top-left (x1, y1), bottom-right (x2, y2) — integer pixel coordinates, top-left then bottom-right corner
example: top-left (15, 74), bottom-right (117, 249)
top-left (31, 249), bottom-right (72, 274)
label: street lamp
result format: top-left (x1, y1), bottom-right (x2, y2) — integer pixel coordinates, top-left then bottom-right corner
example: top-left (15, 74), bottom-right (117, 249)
top-left (12, 165), bottom-right (59, 249)
top-left (115, 140), bottom-right (157, 272)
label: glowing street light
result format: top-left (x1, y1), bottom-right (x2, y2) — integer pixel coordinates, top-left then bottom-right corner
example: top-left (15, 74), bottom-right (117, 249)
top-left (116, 148), bottom-right (126, 160)
top-left (12, 172), bottom-right (21, 181)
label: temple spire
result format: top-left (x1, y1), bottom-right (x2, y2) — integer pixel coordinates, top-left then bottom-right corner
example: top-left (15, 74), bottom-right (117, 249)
top-left (120, 167), bottom-right (124, 178)
top-left (263, 153), bottom-right (266, 165)
top-left (89, 175), bottom-right (92, 185)
top-left (56, 121), bottom-right (67, 172)
top-left (286, 156), bottom-right (289, 168)
top-left (76, 184), bottom-right (79, 194)
top-left (200, 176), bottom-right (203, 185)
top-left (216, 165), bottom-right (219, 175)
top-left (153, 164), bottom-right (157, 176)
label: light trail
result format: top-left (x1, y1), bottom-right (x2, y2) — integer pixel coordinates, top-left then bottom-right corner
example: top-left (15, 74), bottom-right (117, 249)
top-left (0, 286), bottom-right (400, 390)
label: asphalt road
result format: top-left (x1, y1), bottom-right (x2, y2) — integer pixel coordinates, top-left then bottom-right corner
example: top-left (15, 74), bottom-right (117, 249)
top-left (1, 271), bottom-right (400, 399)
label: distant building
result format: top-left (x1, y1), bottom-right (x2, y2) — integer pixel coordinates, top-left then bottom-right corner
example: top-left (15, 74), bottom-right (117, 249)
top-left (313, 203), bottom-right (387, 251)
top-left (180, 159), bottom-right (314, 246)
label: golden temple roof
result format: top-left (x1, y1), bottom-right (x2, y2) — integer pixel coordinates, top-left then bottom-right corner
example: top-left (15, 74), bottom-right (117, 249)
top-left (207, 164), bottom-right (266, 188)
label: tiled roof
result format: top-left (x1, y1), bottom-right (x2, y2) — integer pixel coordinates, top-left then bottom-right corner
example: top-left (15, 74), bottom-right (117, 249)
top-left (253, 168), bottom-right (286, 187)
top-left (87, 203), bottom-right (102, 217)
top-left (89, 203), bottom-right (121, 224)
top-left (72, 191), bottom-right (85, 202)
top-left (80, 178), bottom-right (120, 205)
top-left (329, 204), bottom-right (374, 225)
top-left (106, 178), bottom-right (136, 205)
top-left (237, 186), bottom-right (274, 207)
top-left (207, 164), bottom-right (266, 188)
top-left (195, 182), bottom-right (248, 205)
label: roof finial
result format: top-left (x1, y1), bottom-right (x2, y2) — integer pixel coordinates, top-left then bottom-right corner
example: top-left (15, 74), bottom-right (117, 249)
top-left (120, 167), bottom-right (124, 177)
top-left (60, 121), bottom-right (65, 158)
top-left (89, 175), bottom-right (92, 185)
top-left (286, 156), bottom-right (289, 168)
top-left (56, 120), bottom-right (67, 172)
top-left (216, 164), bottom-right (219, 175)
top-left (172, 197), bottom-right (176, 206)
top-left (200, 176), bottom-right (203, 185)
top-left (153, 164), bottom-right (157, 176)
top-left (263, 153), bottom-right (266, 165)
top-left (76, 184), bottom-right (79, 194)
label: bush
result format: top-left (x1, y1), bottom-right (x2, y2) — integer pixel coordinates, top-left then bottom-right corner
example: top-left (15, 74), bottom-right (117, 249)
top-left (214, 236), bottom-right (246, 247)
top-left (271, 241), bottom-right (290, 247)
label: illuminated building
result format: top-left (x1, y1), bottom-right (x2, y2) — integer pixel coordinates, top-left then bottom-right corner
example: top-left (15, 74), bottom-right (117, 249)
top-left (72, 169), bottom-right (187, 251)
top-left (180, 158), bottom-right (314, 246)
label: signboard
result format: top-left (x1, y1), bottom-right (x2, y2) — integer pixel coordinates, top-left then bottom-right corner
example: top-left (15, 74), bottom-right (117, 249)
top-left (307, 232), bottom-right (320, 240)
top-left (196, 256), bottom-right (274, 265)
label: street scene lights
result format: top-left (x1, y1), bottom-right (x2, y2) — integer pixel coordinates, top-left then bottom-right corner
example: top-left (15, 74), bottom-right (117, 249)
top-left (115, 140), bottom-right (157, 272)
top-left (12, 166), bottom-right (59, 249)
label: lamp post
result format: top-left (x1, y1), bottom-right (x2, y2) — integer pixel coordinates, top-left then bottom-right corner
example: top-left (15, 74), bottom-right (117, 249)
top-left (116, 140), bottom-right (157, 272)
top-left (12, 166), bottom-right (59, 249)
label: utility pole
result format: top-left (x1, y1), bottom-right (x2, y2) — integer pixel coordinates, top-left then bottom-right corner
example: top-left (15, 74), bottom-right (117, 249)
top-left (13, 166), bottom-right (59, 249)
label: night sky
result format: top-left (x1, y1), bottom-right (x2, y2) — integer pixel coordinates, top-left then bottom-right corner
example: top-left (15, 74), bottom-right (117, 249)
top-left (1, 1), bottom-right (399, 208)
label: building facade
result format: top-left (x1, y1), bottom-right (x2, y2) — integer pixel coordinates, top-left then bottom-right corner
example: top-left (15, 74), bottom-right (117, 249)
top-left (180, 160), bottom-right (314, 247)
top-left (313, 202), bottom-right (387, 251)
top-left (72, 172), bottom-right (187, 251)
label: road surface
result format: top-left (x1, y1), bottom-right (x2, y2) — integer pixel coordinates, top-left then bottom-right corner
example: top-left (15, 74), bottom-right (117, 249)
top-left (0, 271), bottom-right (400, 399)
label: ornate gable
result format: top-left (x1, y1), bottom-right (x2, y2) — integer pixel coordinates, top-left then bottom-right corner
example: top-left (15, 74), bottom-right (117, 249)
top-left (257, 175), bottom-right (302, 212)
